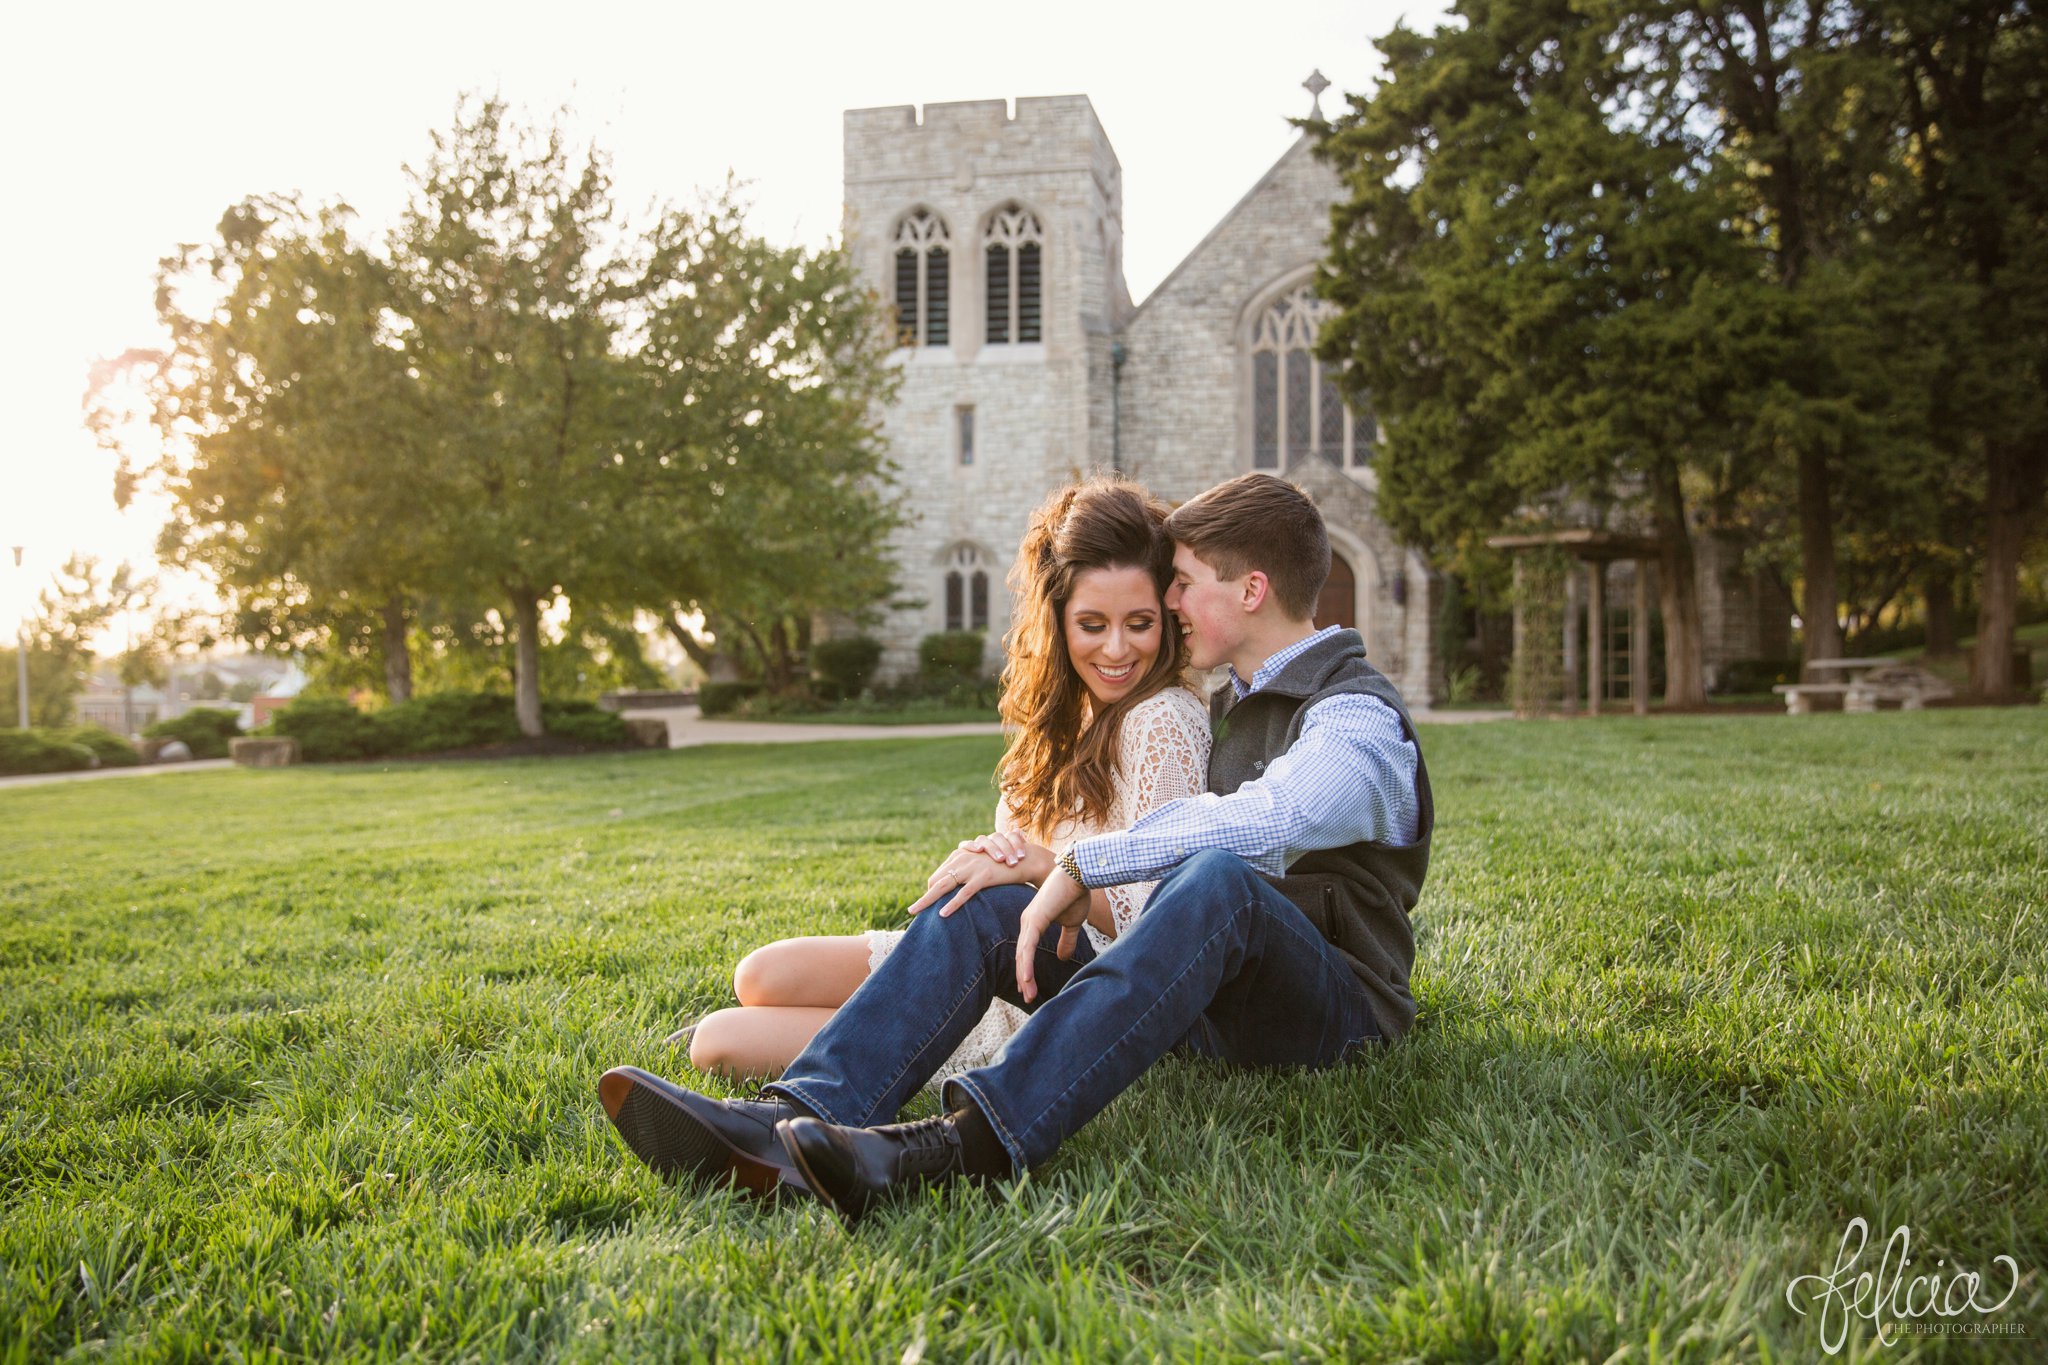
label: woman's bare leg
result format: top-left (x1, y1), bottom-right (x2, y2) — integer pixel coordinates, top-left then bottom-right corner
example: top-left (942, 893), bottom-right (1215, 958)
top-left (689, 1005), bottom-right (839, 1079)
top-left (688, 934), bottom-right (878, 1079)
top-left (732, 935), bottom-right (874, 1008)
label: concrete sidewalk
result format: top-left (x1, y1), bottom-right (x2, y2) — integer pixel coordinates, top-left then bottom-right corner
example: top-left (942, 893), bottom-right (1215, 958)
top-left (621, 702), bottom-right (1512, 749)
top-left (0, 758), bottom-right (235, 791)
top-left (620, 705), bottom-right (1003, 748)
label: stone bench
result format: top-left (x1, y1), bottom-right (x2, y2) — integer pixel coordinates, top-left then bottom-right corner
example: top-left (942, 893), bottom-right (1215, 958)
top-left (231, 737), bottom-right (301, 768)
top-left (600, 689), bottom-right (699, 713)
top-left (1772, 683), bottom-right (1851, 715)
top-left (1776, 664), bottom-right (1954, 714)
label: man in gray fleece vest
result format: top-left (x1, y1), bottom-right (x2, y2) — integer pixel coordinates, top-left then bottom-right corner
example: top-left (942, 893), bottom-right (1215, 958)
top-left (601, 473), bottom-right (1432, 1222)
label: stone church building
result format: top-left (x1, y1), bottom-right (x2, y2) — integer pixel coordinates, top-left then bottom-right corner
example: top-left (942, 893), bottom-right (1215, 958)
top-left (843, 88), bottom-right (1442, 705)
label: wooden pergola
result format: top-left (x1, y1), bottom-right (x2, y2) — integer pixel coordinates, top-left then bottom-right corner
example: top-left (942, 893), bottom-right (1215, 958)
top-left (1487, 529), bottom-right (1661, 716)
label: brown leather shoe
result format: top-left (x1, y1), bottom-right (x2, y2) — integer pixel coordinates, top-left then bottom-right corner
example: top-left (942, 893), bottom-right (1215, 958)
top-left (775, 1113), bottom-right (971, 1224)
top-left (598, 1066), bottom-right (812, 1199)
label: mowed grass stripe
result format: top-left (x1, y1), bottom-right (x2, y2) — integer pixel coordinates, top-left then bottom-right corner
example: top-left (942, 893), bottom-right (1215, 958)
top-left (1, 714), bottom-right (2043, 1361)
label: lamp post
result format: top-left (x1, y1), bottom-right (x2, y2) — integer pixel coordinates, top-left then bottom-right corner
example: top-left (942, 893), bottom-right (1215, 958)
top-left (11, 546), bottom-right (26, 729)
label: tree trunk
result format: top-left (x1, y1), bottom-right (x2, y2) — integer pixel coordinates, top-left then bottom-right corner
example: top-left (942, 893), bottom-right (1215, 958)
top-left (1971, 446), bottom-right (2026, 699)
top-left (512, 591), bottom-right (544, 737)
top-left (664, 612), bottom-right (718, 673)
top-left (1922, 569), bottom-right (1956, 656)
top-left (1652, 463), bottom-right (1707, 708)
top-left (380, 599), bottom-right (413, 703)
top-left (1797, 447), bottom-right (1843, 676)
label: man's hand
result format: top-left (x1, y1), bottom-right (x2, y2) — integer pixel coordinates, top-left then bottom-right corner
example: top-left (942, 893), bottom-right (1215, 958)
top-left (1015, 867), bottom-right (1091, 1004)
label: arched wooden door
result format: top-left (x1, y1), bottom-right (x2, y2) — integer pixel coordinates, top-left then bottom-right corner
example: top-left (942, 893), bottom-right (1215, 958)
top-left (1316, 552), bottom-right (1357, 630)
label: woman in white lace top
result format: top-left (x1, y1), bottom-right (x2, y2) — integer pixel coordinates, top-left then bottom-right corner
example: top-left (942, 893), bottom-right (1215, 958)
top-left (686, 477), bottom-right (1212, 1084)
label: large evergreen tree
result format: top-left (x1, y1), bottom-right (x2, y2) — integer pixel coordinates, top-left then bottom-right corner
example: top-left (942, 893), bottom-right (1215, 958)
top-left (1317, 0), bottom-right (1774, 705)
top-left (1319, 0), bottom-right (2039, 698)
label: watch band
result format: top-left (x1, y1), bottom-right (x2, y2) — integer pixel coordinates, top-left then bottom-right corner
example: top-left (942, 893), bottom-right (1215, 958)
top-left (1056, 848), bottom-right (1086, 889)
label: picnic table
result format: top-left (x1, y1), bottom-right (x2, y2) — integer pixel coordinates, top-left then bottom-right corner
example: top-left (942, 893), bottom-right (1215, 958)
top-left (1772, 659), bottom-right (1954, 714)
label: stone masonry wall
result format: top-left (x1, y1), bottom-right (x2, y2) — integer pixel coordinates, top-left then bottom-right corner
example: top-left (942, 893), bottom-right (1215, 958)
top-left (1113, 135), bottom-right (1435, 702)
top-left (843, 97), bottom-right (1130, 678)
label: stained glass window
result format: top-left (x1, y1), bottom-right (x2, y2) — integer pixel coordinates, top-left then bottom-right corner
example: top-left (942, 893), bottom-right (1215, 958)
top-left (1286, 350), bottom-right (1312, 463)
top-left (1253, 351), bottom-right (1279, 469)
top-left (1247, 283), bottom-right (1376, 470)
top-left (1319, 372), bottom-right (1345, 462)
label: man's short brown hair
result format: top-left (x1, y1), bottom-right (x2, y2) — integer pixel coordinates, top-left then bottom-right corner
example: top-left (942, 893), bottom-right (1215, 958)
top-left (1165, 473), bottom-right (1330, 619)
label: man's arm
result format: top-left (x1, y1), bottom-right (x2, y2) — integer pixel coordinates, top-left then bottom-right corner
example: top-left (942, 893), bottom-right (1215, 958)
top-left (1069, 692), bottom-right (1420, 889)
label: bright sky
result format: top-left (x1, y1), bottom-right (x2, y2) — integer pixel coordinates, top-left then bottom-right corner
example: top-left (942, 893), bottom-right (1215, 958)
top-left (0, 0), bottom-right (1446, 635)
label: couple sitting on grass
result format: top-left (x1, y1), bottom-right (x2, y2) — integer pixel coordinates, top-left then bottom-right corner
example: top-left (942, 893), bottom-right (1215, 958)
top-left (600, 470), bottom-right (1434, 1223)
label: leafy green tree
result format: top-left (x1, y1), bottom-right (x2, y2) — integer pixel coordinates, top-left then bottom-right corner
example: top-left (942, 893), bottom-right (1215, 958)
top-left (93, 195), bottom-right (441, 702)
top-left (381, 99), bottom-right (638, 734)
top-left (617, 187), bottom-right (904, 691)
top-left (384, 103), bottom-right (902, 729)
top-left (104, 98), bottom-right (903, 734)
top-left (0, 557), bottom-right (152, 727)
top-left (1869, 0), bottom-right (2047, 695)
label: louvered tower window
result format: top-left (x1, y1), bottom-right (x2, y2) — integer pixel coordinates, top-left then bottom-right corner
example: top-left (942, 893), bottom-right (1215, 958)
top-left (1248, 284), bottom-right (1374, 469)
top-left (984, 205), bottom-right (1044, 345)
top-left (893, 210), bottom-right (950, 347)
top-left (941, 543), bottom-right (992, 632)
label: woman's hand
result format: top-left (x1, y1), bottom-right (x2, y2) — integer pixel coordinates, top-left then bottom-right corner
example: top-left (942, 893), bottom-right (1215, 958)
top-left (906, 833), bottom-right (1048, 917)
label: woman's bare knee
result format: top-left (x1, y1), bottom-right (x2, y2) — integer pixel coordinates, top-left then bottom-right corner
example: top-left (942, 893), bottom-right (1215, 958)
top-left (732, 936), bottom-right (870, 1008)
top-left (688, 1007), bottom-right (748, 1075)
top-left (733, 940), bottom-right (809, 1006)
top-left (689, 1005), bottom-right (834, 1079)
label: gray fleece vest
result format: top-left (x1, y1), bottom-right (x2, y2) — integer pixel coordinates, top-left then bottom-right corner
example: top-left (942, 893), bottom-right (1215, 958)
top-left (1209, 629), bottom-right (1432, 1041)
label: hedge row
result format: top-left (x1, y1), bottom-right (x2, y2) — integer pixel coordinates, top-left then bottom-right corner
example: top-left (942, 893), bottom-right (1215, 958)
top-left (0, 725), bottom-right (142, 777)
top-left (266, 692), bottom-right (626, 762)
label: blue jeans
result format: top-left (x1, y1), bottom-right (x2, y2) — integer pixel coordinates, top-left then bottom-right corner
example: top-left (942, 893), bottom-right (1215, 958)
top-left (768, 849), bottom-right (1385, 1173)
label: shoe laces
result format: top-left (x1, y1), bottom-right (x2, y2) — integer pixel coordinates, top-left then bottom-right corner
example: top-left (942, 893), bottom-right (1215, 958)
top-left (886, 1115), bottom-right (961, 1179)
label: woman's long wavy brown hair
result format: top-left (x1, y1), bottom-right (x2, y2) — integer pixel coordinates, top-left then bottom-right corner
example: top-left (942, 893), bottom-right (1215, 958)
top-left (997, 475), bottom-right (1186, 839)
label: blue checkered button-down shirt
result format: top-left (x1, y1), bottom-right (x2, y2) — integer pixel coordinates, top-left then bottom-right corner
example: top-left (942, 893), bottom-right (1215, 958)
top-left (1070, 626), bottom-right (1421, 888)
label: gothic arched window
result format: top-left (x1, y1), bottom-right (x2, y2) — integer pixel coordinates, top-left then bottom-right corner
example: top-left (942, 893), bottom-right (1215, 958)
top-left (941, 542), bottom-right (992, 632)
top-left (1249, 284), bottom-right (1376, 470)
top-left (894, 210), bottom-right (950, 347)
top-left (984, 204), bottom-right (1043, 346)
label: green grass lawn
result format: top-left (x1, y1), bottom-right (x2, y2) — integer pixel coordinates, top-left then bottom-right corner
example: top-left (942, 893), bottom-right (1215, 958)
top-left (3, 712), bottom-right (2043, 1361)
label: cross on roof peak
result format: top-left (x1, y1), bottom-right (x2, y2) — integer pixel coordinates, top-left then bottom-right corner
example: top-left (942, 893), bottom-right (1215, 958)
top-left (1303, 69), bottom-right (1331, 119)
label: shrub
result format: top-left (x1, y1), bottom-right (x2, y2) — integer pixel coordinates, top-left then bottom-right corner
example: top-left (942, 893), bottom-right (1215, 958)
top-left (142, 707), bottom-right (243, 759)
top-left (810, 635), bottom-right (884, 701)
top-left (53, 725), bottom-right (140, 768)
top-left (377, 692), bottom-right (520, 755)
top-left (919, 631), bottom-right (986, 684)
top-left (0, 731), bottom-right (97, 776)
top-left (268, 691), bottom-right (630, 760)
top-left (267, 697), bottom-right (384, 762)
top-left (1716, 658), bottom-right (1801, 696)
top-left (540, 699), bottom-right (628, 745)
top-left (873, 673), bottom-right (1000, 710)
top-left (732, 689), bottom-right (828, 719)
top-left (697, 681), bottom-right (764, 717)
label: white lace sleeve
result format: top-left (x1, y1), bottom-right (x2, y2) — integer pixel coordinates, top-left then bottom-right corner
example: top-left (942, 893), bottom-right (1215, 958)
top-left (1097, 688), bottom-right (1212, 941)
top-left (994, 790), bottom-right (1023, 836)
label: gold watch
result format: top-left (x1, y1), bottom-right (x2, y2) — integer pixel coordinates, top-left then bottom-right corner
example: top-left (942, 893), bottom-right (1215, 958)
top-left (1056, 848), bottom-right (1086, 889)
